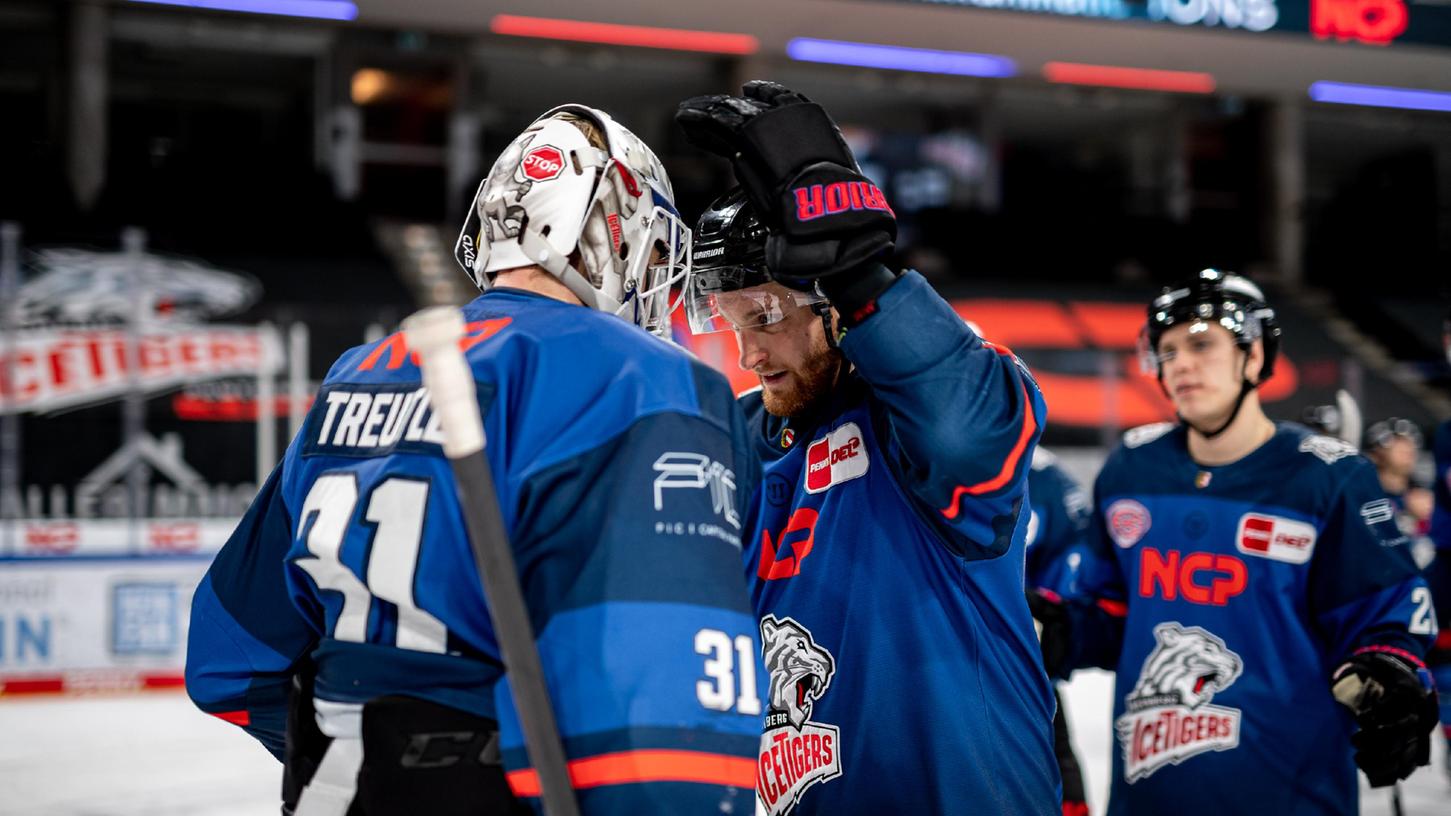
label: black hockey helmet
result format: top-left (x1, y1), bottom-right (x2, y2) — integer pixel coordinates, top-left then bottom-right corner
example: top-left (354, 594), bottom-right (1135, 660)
top-left (690, 187), bottom-right (769, 287)
top-left (685, 187), bottom-right (827, 335)
top-left (1139, 269), bottom-right (1281, 383)
top-left (1363, 417), bottom-right (1423, 451)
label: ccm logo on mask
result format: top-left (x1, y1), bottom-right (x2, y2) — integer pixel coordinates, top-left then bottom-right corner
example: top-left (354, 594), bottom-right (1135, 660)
top-left (805, 423), bottom-right (869, 494)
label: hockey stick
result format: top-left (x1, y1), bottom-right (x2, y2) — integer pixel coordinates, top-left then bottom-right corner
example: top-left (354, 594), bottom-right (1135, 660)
top-left (403, 307), bottom-right (580, 816)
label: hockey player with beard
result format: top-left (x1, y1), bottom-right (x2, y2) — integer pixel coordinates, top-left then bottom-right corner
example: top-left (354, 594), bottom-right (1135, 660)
top-left (185, 106), bottom-right (763, 815)
top-left (1036, 269), bottom-right (1439, 815)
top-left (677, 82), bottom-right (1059, 815)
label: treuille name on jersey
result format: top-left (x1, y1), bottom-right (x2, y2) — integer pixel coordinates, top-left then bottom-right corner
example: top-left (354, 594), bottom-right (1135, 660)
top-left (757, 615), bottom-right (843, 816)
top-left (303, 383), bottom-right (450, 457)
top-left (1115, 622), bottom-right (1245, 783)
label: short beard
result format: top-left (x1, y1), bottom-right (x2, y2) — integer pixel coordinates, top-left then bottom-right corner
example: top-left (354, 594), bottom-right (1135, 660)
top-left (761, 340), bottom-right (843, 418)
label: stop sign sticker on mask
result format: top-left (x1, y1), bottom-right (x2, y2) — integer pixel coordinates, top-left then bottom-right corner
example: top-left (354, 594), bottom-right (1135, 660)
top-left (521, 145), bottom-right (566, 182)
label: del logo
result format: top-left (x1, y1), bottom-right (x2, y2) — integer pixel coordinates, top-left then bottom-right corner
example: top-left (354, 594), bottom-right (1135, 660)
top-left (758, 615), bottom-right (841, 816)
top-left (805, 423), bottom-right (868, 494)
top-left (520, 145), bottom-right (565, 182)
top-left (1107, 499), bottom-right (1152, 548)
top-left (1235, 513), bottom-right (1316, 564)
top-left (1116, 622), bottom-right (1244, 783)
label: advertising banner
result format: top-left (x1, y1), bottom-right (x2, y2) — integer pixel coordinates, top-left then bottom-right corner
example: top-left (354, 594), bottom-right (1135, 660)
top-left (0, 554), bottom-right (216, 694)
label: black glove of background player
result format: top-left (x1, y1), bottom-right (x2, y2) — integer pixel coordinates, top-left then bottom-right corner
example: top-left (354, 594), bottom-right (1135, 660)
top-left (1330, 647), bottom-right (1438, 787)
top-left (1026, 588), bottom-right (1073, 681)
top-left (676, 81), bottom-right (898, 323)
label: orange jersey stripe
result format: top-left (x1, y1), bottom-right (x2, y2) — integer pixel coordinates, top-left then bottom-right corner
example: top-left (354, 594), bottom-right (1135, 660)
top-left (506, 749), bottom-right (756, 797)
top-left (1096, 599), bottom-right (1129, 618)
top-left (940, 348), bottom-right (1039, 519)
top-left (212, 710), bottom-right (251, 726)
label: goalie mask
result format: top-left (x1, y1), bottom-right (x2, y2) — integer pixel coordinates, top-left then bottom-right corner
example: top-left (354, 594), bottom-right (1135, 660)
top-left (454, 104), bottom-right (690, 337)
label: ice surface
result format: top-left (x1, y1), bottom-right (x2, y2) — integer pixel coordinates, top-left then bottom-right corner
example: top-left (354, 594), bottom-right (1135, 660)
top-left (0, 674), bottom-right (1443, 815)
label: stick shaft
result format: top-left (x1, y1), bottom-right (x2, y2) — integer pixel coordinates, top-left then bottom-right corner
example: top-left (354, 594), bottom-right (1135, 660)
top-left (404, 307), bottom-right (579, 816)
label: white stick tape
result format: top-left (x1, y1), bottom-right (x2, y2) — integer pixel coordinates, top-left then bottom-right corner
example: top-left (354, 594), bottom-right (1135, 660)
top-left (402, 306), bottom-right (486, 459)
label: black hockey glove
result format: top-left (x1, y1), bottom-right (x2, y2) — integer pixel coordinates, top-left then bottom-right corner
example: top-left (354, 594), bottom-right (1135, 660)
top-left (1330, 646), bottom-right (1438, 787)
top-left (1026, 588), bottom-right (1073, 680)
top-left (676, 81), bottom-right (898, 318)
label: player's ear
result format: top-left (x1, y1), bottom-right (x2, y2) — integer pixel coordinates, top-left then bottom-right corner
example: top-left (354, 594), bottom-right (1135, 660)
top-left (1245, 339), bottom-right (1265, 383)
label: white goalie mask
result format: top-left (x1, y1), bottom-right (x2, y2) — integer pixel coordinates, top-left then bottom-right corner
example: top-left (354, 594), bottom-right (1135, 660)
top-left (454, 104), bottom-right (690, 337)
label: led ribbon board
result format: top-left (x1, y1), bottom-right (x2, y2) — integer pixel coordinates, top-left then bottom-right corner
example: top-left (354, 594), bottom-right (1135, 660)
top-left (875, 0), bottom-right (1451, 49)
top-left (786, 38), bottom-right (1016, 77)
top-left (130, 0), bottom-right (357, 20)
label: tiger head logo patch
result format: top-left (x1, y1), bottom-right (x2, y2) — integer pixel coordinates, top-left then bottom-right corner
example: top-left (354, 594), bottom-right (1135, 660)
top-left (1115, 622), bottom-right (1245, 783)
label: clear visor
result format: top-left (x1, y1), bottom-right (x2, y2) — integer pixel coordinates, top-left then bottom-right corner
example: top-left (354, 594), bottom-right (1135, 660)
top-left (616, 203), bottom-right (691, 338)
top-left (1138, 314), bottom-right (1262, 374)
top-left (684, 274), bottom-right (828, 335)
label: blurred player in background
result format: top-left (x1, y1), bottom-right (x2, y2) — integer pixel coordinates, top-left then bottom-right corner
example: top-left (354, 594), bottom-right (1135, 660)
top-left (185, 105), bottom-right (764, 815)
top-left (1427, 306), bottom-right (1451, 781)
top-left (1300, 389), bottom-right (1362, 448)
top-left (1023, 447), bottom-right (1095, 816)
top-left (677, 82), bottom-right (1059, 815)
top-left (1035, 269), bottom-right (1438, 815)
top-left (1362, 417), bottom-right (1435, 562)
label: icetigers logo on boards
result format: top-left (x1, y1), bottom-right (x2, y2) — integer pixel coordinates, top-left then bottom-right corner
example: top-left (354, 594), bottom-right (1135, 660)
top-left (757, 615), bottom-right (841, 815)
top-left (1107, 499), bottom-right (1152, 548)
top-left (520, 145), bottom-right (565, 182)
top-left (804, 423), bottom-right (868, 494)
top-left (1235, 513), bottom-right (1317, 564)
top-left (1116, 623), bottom-right (1244, 783)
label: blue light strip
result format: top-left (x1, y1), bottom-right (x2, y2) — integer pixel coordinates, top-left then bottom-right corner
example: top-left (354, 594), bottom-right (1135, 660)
top-left (786, 38), bottom-right (1016, 79)
top-left (130, 0), bottom-right (357, 21)
top-left (1308, 81), bottom-right (1451, 113)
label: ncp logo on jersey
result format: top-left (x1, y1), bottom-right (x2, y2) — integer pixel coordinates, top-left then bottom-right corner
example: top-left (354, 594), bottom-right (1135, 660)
top-left (1235, 513), bottom-right (1316, 564)
top-left (804, 423), bottom-right (869, 494)
top-left (652, 452), bottom-right (739, 529)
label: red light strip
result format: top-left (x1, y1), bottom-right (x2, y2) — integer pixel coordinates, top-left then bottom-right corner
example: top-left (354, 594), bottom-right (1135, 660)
top-left (490, 15), bottom-right (758, 55)
top-left (1043, 62), bottom-right (1216, 94)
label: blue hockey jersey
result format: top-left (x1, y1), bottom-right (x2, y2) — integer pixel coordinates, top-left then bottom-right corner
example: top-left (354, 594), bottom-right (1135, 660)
top-left (740, 271), bottom-right (1060, 815)
top-left (1426, 419), bottom-right (1451, 733)
top-left (1071, 421), bottom-right (1436, 816)
top-left (1026, 447), bottom-right (1093, 599)
top-left (185, 289), bottom-right (765, 813)
top-left (1434, 421), bottom-right (1451, 552)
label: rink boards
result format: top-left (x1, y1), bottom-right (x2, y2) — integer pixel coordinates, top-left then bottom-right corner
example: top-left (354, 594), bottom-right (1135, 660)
top-left (0, 519), bottom-right (232, 695)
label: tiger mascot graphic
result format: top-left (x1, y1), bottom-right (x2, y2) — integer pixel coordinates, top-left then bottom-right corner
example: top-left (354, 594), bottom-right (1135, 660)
top-left (756, 615), bottom-right (843, 815)
top-left (1127, 622), bottom-right (1243, 710)
top-left (1116, 622), bottom-right (1246, 782)
top-left (761, 615), bottom-right (836, 729)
